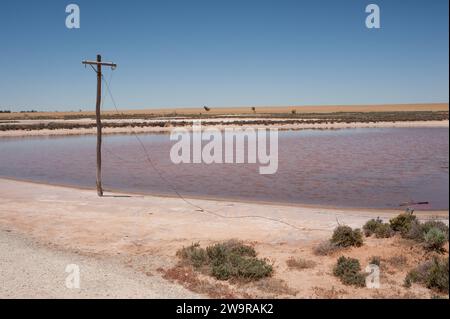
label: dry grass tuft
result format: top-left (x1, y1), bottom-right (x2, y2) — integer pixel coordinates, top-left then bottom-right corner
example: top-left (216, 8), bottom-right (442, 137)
top-left (252, 278), bottom-right (298, 297)
top-left (313, 240), bottom-right (340, 256)
top-left (286, 257), bottom-right (317, 270)
top-left (162, 265), bottom-right (238, 299)
top-left (386, 255), bottom-right (408, 269)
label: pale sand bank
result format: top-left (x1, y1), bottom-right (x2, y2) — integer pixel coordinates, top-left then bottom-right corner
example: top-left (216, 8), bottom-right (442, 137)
top-left (0, 179), bottom-right (448, 298)
top-left (0, 230), bottom-right (202, 299)
top-left (0, 120), bottom-right (448, 137)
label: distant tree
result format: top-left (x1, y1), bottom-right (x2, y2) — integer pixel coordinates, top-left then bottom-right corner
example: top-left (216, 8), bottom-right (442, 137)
top-left (20, 110), bottom-right (38, 113)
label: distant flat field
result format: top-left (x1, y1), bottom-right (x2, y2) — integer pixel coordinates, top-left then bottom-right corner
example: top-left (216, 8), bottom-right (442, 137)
top-left (1, 103), bottom-right (448, 120)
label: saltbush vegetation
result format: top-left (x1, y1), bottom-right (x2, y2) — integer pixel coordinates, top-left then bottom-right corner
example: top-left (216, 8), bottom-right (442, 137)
top-left (363, 218), bottom-right (383, 237)
top-left (421, 220), bottom-right (449, 236)
top-left (404, 257), bottom-right (449, 293)
top-left (333, 256), bottom-right (366, 287)
top-left (374, 223), bottom-right (394, 238)
top-left (177, 242), bottom-right (208, 268)
top-left (424, 228), bottom-right (448, 252)
top-left (406, 220), bottom-right (449, 243)
top-left (389, 213), bottom-right (417, 235)
top-left (363, 218), bottom-right (393, 238)
top-left (400, 217), bottom-right (449, 252)
top-left (331, 226), bottom-right (364, 248)
top-left (373, 212), bottom-right (450, 252)
top-left (177, 240), bottom-right (273, 281)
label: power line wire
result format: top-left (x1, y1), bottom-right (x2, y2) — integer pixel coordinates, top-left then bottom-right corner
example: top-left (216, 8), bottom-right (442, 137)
top-left (99, 70), bottom-right (313, 232)
top-left (97, 69), bottom-right (441, 229)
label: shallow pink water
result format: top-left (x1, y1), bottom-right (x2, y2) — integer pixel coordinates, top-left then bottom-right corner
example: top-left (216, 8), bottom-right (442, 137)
top-left (0, 128), bottom-right (448, 210)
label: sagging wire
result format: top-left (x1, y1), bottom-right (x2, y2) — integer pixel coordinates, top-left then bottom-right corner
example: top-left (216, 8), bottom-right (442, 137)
top-left (99, 69), bottom-right (313, 232)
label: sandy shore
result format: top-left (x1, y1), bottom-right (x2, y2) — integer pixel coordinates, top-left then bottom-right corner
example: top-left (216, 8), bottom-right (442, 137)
top-left (0, 119), bottom-right (448, 138)
top-left (0, 230), bottom-right (202, 299)
top-left (0, 178), bottom-right (448, 298)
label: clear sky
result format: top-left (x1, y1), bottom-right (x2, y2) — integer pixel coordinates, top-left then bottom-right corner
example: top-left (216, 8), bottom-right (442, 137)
top-left (0, 0), bottom-right (448, 111)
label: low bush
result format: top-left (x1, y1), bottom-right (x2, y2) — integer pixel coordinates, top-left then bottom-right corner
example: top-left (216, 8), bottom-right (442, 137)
top-left (427, 258), bottom-right (449, 293)
top-left (331, 226), bottom-right (364, 248)
top-left (405, 219), bottom-right (426, 241)
top-left (211, 256), bottom-right (272, 281)
top-left (362, 218), bottom-right (393, 239)
top-left (424, 228), bottom-right (447, 252)
top-left (363, 218), bottom-right (383, 237)
top-left (333, 256), bottom-right (366, 287)
top-left (177, 243), bottom-right (208, 268)
top-left (389, 213), bottom-right (417, 235)
top-left (206, 240), bottom-right (256, 261)
top-left (404, 257), bottom-right (449, 293)
top-left (374, 223), bottom-right (394, 238)
top-left (406, 220), bottom-right (449, 242)
top-left (177, 240), bottom-right (273, 281)
top-left (421, 221), bottom-right (449, 238)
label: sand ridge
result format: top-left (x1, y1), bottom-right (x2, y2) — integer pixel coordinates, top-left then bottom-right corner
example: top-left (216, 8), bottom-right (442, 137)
top-left (1, 103), bottom-right (448, 120)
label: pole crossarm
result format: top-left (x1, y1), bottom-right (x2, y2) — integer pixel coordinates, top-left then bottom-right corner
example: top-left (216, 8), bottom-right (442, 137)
top-left (82, 60), bottom-right (117, 68)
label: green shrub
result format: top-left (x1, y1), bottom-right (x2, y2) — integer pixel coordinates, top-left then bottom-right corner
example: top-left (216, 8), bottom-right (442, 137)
top-left (177, 240), bottom-right (272, 281)
top-left (427, 258), bottom-right (449, 293)
top-left (331, 226), bottom-right (364, 248)
top-left (374, 223), bottom-right (394, 238)
top-left (333, 256), bottom-right (366, 287)
top-left (177, 243), bottom-right (208, 268)
top-left (206, 240), bottom-right (256, 263)
top-left (405, 219), bottom-right (426, 242)
top-left (404, 260), bottom-right (431, 288)
top-left (390, 213), bottom-right (417, 235)
top-left (404, 220), bottom-right (448, 245)
top-left (363, 218), bottom-right (383, 237)
top-left (212, 255), bottom-right (273, 281)
top-left (207, 240), bottom-right (271, 280)
top-left (424, 228), bottom-right (448, 252)
top-left (421, 221), bottom-right (449, 238)
top-left (405, 258), bottom-right (449, 293)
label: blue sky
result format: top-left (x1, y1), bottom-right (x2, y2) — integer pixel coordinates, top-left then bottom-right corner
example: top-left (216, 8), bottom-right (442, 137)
top-left (0, 0), bottom-right (448, 111)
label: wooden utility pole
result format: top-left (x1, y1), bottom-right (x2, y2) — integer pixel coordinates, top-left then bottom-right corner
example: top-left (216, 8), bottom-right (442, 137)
top-left (82, 55), bottom-right (117, 197)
